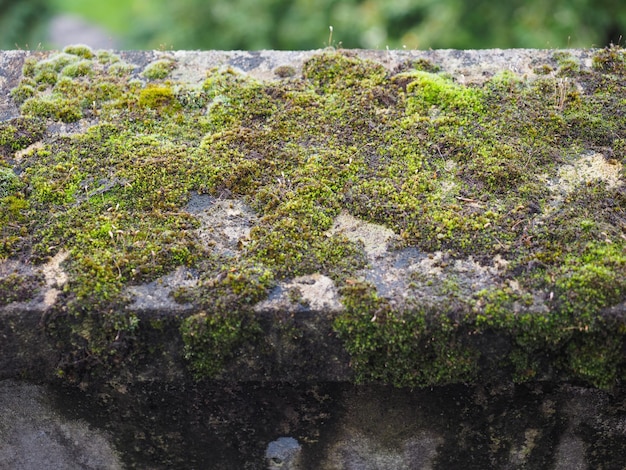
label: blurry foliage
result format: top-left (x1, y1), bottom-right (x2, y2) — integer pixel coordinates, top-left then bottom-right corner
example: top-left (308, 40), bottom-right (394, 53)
top-left (0, 0), bottom-right (50, 48)
top-left (127, 0), bottom-right (626, 50)
top-left (3, 0), bottom-right (626, 50)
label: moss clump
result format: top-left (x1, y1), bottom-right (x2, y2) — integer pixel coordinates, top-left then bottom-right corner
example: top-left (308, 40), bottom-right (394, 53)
top-left (0, 167), bottom-right (20, 198)
top-left (13, 50), bottom-right (156, 124)
top-left (0, 273), bottom-right (43, 306)
top-left (10, 82), bottom-right (36, 104)
top-left (274, 65), bottom-right (296, 78)
top-left (63, 44), bottom-right (94, 59)
top-left (553, 51), bottom-right (581, 77)
top-left (2, 47), bottom-right (626, 387)
top-left (178, 262), bottom-right (273, 377)
top-left (404, 71), bottom-right (483, 114)
top-left (138, 84), bottom-right (178, 109)
top-left (412, 58), bottom-right (441, 73)
top-left (303, 51), bottom-right (387, 92)
top-left (592, 45), bottom-right (626, 74)
top-left (60, 60), bottom-right (93, 78)
top-left (142, 59), bottom-right (176, 80)
top-left (21, 96), bottom-right (82, 122)
top-left (0, 117), bottom-right (45, 156)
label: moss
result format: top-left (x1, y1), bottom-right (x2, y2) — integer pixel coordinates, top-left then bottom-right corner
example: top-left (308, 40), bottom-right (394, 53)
top-left (10, 82), bottom-right (36, 104)
top-left (0, 117), bottom-right (45, 156)
top-left (21, 96), bottom-right (82, 122)
top-left (3, 47), bottom-right (626, 386)
top-left (553, 51), bottom-right (581, 77)
top-left (63, 44), bottom-right (94, 59)
top-left (96, 50), bottom-right (120, 65)
top-left (61, 59), bottom-right (93, 78)
top-left (108, 62), bottom-right (136, 76)
top-left (412, 58), bottom-right (441, 73)
top-left (22, 57), bottom-right (38, 78)
top-left (142, 59), bottom-right (176, 80)
top-left (592, 45), bottom-right (626, 74)
top-left (138, 84), bottom-right (178, 110)
top-left (0, 167), bottom-right (20, 197)
top-left (178, 261), bottom-right (273, 377)
top-left (533, 64), bottom-right (553, 75)
top-left (302, 51), bottom-right (387, 92)
top-left (564, 330), bottom-right (624, 389)
top-left (274, 65), bottom-right (296, 78)
top-left (0, 272), bottom-right (43, 306)
top-left (404, 71), bottom-right (483, 114)
top-left (334, 280), bottom-right (478, 387)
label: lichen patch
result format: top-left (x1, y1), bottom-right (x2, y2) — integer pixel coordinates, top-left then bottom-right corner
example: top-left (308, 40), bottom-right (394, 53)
top-left (364, 248), bottom-right (509, 306)
top-left (186, 194), bottom-right (256, 256)
top-left (547, 151), bottom-right (623, 196)
top-left (41, 250), bottom-right (69, 309)
top-left (255, 273), bottom-right (342, 313)
top-left (126, 266), bottom-right (198, 312)
top-left (328, 210), bottom-right (398, 259)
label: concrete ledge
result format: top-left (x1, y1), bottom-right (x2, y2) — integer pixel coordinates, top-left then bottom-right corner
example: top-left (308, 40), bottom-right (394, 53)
top-left (1, 45), bottom-right (626, 467)
top-left (2, 45), bottom-right (626, 387)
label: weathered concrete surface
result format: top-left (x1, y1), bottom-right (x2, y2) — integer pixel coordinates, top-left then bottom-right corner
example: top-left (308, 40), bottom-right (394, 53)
top-left (0, 380), bottom-right (122, 470)
top-left (1, 379), bottom-right (626, 469)
top-left (2, 47), bottom-right (626, 468)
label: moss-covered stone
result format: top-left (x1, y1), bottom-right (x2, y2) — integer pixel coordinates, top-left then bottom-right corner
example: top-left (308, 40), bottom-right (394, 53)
top-left (1, 47), bottom-right (626, 388)
top-left (0, 117), bottom-right (45, 156)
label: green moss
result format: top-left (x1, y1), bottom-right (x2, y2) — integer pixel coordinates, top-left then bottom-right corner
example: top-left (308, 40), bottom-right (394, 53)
top-left (61, 59), bottom-right (93, 78)
top-left (0, 272), bottom-right (43, 306)
top-left (108, 62), bottom-right (136, 76)
top-left (10, 82), bottom-right (36, 104)
top-left (96, 50), bottom-right (120, 65)
top-left (274, 65), bottom-right (296, 78)
top-left (138, 84), bottom-right (178, 109)
top-left (592, 45), bottom-right (626, 74)
top-left (564, 331), bottom-right (624, 389)
top-left (63, 44), bottom-right (94, 59)
top-left (334, 280), bottom-right (478, 387)
top-left (405, 71), bottom-right (484, 114)
top-left (21, 96), bottom-right (82, 122)
top-left (533, 64), bottom-right (554, 75)
top-left (303, 51), bottom-right (387, 92)
top-left (412, 58), bottom-right (442, 73)
top-left (553, 51), bottom-right (581, 77)
top-left (0, 167), bottom-right (20, 197)
top-left (3, 47), bottom-right (626, 386)
top-left (0, 117), bottom-right (45, 155)
top-left (22, 57), bottom-right (38, 78)
top-left (142, 59), bottom-right (176, 80)
top-left (178, 262), bottom-right (273, 377)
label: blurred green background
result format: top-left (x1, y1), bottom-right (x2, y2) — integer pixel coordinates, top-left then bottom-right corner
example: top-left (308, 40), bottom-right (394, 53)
top-left (1, 0), bottom-right (625, 50)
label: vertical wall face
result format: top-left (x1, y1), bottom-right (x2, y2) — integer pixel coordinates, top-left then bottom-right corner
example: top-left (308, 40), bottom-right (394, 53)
top-left (2, 380), bottom-right (625, 469)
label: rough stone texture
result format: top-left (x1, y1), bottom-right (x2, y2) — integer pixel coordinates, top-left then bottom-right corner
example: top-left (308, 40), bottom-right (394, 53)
top-left (0, 380), bottom-right (122, 470)
top-left (1, 379), bottom-right (625, 469)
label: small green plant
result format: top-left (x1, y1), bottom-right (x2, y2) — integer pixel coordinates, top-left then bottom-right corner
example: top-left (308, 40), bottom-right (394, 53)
top-left (142, 59), bottom-right (176, 80)
top-left (63, 44), bottom-right (94, 59)
top-left (0, 167), bottom-right (20, 197)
